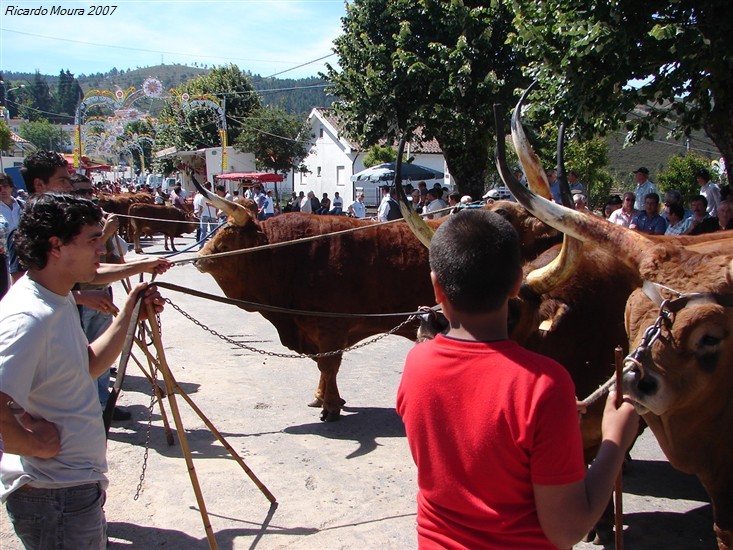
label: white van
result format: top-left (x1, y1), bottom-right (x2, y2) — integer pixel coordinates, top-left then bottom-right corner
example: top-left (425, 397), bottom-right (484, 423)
top-left (162, 177), bottom-right (177, 193)
top-left (145, 174), bottom-right (164, 189)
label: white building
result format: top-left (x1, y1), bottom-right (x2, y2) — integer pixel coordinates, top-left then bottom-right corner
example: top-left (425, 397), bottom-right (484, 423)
top-left (297, 108), bottom-right (450, 206)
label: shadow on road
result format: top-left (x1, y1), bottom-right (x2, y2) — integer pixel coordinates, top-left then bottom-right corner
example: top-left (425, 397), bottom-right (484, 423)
top-left (283, 406), bottom-right (405, 458)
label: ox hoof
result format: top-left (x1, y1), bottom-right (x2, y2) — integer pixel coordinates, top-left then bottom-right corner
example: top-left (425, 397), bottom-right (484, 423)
top-left (307, 398), bottom-right (323, 408)
top-left (320, 409), bottom-right (341, 422)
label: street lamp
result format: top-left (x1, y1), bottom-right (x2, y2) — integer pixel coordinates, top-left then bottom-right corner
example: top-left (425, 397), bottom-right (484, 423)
top-left (0, 81), bottom-right (27, 120)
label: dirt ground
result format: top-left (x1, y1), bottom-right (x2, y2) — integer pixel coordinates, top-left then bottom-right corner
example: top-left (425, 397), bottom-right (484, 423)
top-left (0, 234), bottom-right (718, 549)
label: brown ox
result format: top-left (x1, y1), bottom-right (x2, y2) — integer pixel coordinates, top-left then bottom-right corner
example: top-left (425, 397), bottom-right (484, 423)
top-left (97, 192), bottom-right (154, 239)
top-left (497, 102), bottom-right (733, 549)
top-left (129, 203), bottom-right (198, 254)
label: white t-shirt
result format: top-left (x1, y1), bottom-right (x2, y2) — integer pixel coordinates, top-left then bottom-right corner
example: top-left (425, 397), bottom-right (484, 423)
top-left (262, 196), bottom-right (274, 215)
top-left (194, 193), bottom-right (216, 219)
top-left (349, 200), bottom-right (366, 219)
top-left (0, 276), bottom-right (108, 500)
top-left (332, 196), bottom-right (344, 208)
top-left (300, 196), bottom-right (313, 214)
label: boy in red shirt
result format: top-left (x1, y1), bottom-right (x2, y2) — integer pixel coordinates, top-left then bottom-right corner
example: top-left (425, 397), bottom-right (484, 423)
top-left (397, 210), bottom-right (638, 549)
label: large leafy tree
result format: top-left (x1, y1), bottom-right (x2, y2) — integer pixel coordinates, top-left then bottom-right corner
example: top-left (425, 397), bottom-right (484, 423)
top-left (19, 119), bottom-right (69, 151)
top-left (512, 0), bottom-right (733, 177)
top-left (55, 69), bottom-right (82, 118)
top-left (324, 0), bottom-right (527, 199)
top-left (156, 64), bottom-right (261, 153)
top-left (234, 106), bottom-right (312, 175)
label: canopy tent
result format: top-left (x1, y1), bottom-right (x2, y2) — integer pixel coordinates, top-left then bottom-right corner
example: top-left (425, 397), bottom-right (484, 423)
top-left (351, 162), bottom-right (444, 183)
top-left (62, 154), bottom-right (112, 174)
top-left (215, 172), bottom-right (283, 183)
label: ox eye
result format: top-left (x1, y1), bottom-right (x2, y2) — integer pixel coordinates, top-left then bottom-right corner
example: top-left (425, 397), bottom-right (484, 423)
top-left (699, 335), bottom-right (721, 348)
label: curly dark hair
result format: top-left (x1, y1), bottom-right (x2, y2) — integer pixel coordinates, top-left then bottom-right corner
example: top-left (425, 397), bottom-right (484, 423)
top-left (20, 151), bottom-right (69, 193)
top-left (15, 193), bottom-right (102, 271)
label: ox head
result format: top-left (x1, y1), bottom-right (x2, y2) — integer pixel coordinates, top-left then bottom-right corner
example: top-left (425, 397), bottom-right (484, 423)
top-left (191, 177), bottom-right (263, 273)
top-left (496, 95), bottom-right (733, 495)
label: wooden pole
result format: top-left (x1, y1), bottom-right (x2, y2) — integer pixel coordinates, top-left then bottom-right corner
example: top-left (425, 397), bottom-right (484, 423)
top-left (144, 303), bottom-right (219, 550)
top-left (614, 346), bottom-right (624, 550)
top-left (129, 345), bottom-right (175, 447)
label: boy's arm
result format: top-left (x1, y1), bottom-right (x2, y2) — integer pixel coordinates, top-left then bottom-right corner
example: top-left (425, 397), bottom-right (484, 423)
top-left (0, 391), bottom-right (60, 458)
top-left (90, 257), bottom-right (172, 285)
top-left (533, 392), bottom-right (638, 549)
top-left (87, 283), bottom-right (164, 378)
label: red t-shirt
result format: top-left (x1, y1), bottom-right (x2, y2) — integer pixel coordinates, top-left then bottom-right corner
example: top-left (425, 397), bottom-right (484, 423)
top-left (396, 335), bottom-right (585, 549)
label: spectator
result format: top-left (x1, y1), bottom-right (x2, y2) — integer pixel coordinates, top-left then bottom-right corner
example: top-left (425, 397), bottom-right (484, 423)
top-left (424, 188), bottom-right (447, 219)
top-left (259, 190), bottom-right (275, 220)
top-left (567, 170), bottom-right (586, 195)
top-left (695, 169), bottom-right (721, 217)
top-left (194, 182), bottom-right (218, 249)
top-left (447, 191), bottom-right (462, 214)
top-left (347, 192), bottom-right (367, 219)
top-left (716, 198), bottom-right (733, 231)
top-left (687, 195), bottom-right (719, 235)
top-left (573, 193), bottom-right (592, 215)
top-left (483, 188), bottom-right (500, 205)
top-left (609, 192), bottom-right (638, 228)
top-left (170, 186), bottom-right (185, 209)
top-left (632, 167), bottom-right (659, 211)
top-left (417, 181), bottom-right (428, 198)
top-left (662, 189), bottom-right (692, 221)
top-left (377, 187), bottom-right (402, 222)
top-left (329, 192), bottom-right (344, 215)
top-left (301, 191), bottom-right (315, 214)
top-left (0, 193), bottom-right (165, 549)
top-left (603, 195), bottom-right (623, 218)
top-left (317, 193), bottom-right (331, 215)
top-left (154, 187), bottom-right (167, 205)
top-left (0, 173), bottom-right (23, 290)
top-left (0, 211), bottom-right (8, 299)
top-left (410, 189), bottom-right (423, 213)
top-left (309, 191), bottom-right (320, 213)
top-left (630, 192), bottom-right (666, 235)
top-left (397, 209), bottom-right (638, 549)
top-left (546, 168), bottom-right (561, 203)
top-left (664, 202), bottom-right (692, 235)
top-left (285, 192), bottom-right (300, 212)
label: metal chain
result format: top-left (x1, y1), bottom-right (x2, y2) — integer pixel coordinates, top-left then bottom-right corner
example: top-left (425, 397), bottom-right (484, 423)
top-left (164, 298), bottom-right (417, 358)
top-left (134, 322), bottom-right (161, 500)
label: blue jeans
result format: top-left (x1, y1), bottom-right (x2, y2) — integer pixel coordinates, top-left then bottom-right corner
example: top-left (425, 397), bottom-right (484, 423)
top-left (80, 305), bottom-right (114, 407)
top-left (199, 216), bottom-right (217, 249)
top-left (6, 483), bottom-right (107, 549)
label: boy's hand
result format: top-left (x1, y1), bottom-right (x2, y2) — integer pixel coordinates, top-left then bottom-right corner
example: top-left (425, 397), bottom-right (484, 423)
top-left (18, 413), bottom-right (61, 459)
top-left (74, 289), bottom-right (119, 315)
top-left (601, 390), bottom-right (639, 451)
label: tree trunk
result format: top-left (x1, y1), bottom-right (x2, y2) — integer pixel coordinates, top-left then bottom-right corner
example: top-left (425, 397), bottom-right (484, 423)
top-left (438, 132), bottom-right (491, 201)
top-left (704, 100), bottom-right (733, 185)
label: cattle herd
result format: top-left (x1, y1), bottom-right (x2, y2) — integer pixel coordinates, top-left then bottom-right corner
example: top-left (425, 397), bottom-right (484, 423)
top-left (94, 117), bottom-right (731, 548)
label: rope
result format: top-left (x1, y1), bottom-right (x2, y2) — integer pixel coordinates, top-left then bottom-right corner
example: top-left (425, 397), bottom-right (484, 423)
top-left (153, 281), bottom-right (440, 319)
top-left (114, 212), bottom-right (201, 225)
top-left (166, 215), bottom-right (420, 266)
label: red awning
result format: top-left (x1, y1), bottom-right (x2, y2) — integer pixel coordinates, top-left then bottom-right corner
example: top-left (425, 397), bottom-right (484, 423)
top-left (215, 172), bottom-right (284, 183)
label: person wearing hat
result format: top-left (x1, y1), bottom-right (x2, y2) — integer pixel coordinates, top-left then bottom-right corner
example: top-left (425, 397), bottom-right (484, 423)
top-left (632, 167), bottom-right (658, 210)
top-left (695, 168), bottom-right (721, 217)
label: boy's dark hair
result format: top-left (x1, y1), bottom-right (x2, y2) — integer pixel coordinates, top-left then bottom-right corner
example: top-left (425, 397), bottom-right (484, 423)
top-left (70, 173), bottom-right (91, 185)
top-left (15, 193), bottom-right (103, 271)
top-left (20, 151), bottom-right (69, 193)
top-left (215, 184), bottom-right (226, 193)
top-left (691, 194), bottom-right (708, 207)
top-left (429, 210), bottom-right (521, 313)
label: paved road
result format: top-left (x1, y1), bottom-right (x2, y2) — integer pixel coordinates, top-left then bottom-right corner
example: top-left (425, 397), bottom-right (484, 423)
top-left (0, 234), bottom-right (717, 549)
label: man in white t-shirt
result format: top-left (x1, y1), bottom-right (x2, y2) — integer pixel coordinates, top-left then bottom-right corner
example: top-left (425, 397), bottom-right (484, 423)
top-left (348, 193), bottom-right (367, 219)
top-left (0, 193), bottom-right (164, 548)
top-left (695, 168), bottom-right (721, 217)
top-left (194, 182), bottom-right (218, 249)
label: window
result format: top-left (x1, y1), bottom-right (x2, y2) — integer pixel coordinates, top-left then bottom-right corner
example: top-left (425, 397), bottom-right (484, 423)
top-left (336, 166), bottom-right (345, 186)
top-left (319, 128), bottom-right (324, 138)
top-left (317, 166), bottom-right (322, 177)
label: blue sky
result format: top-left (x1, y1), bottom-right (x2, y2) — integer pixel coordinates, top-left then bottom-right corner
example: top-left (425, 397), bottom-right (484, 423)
top-left (0, 0), bottom-right (347, 78)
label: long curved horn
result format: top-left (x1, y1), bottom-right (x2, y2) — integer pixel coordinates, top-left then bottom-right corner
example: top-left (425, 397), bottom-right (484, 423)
top-left (498, 102), bottom-right (586, 292)
top-left (555, 123), bottom-right (574, 208)
top-left (191, 174), bottom-right (251, 227)
top-left (496, 102), bottom-right (653, 269)
top-left (394, 136), bottom-right (435, 248)
top-left (511, 84), bottom-right (552, 201)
